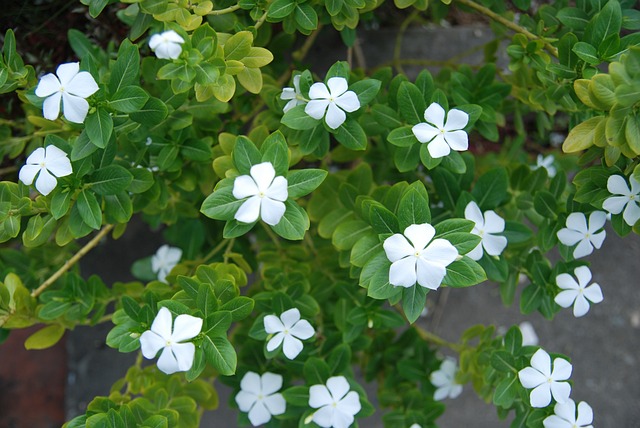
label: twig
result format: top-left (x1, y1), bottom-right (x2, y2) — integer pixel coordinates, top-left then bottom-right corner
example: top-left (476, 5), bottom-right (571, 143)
top-left (207, 4), bottom-right (241, 15)
top-left (292, 26), bottom-right (323, 62)
top-left (254, 11), bottom-right (268, 30)
top-left (31, 224), bottom-right (115, 298)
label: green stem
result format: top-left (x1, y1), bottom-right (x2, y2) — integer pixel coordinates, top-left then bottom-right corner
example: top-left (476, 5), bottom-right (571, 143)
top-left (393, 10), bottom-right (421, 75)
top-left (292, 26), bottom-right (323, 62)
top-left (414, 324), bottom-right (464, 352)
top-left (207, 4), bottom-right (241, 15)
top-left (222, 238), bottom-right (236, 263)
top-left (260, 222), bottom-right (282, 249)
top-left (254, 11), bottom-right (268, 30)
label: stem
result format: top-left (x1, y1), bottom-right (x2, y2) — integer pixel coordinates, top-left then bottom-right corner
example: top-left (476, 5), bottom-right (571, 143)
top-left (292, 26), bottom-right (323, 62)
top-left (254, 11), bottom-right (268, 30)
top-left (394, 10), bottom-right (421, 75)
top-left (31, 224), bottom-right (115, 298)
top-left (207, 4), bottom-right (241, 15)
top-left (222, 238), bottom-right (236, 264)
top-left (455, 0), bottom-right (558, 57)
top-left (414, 324), bottom-right (463, 352)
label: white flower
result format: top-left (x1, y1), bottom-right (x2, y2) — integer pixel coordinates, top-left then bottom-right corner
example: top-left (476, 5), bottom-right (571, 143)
top-left (518, 348), bottom-right (572, 408)
top-left (532, 154), bottom-right (556, 178)
top-left (557, 212), bottom-right (606, 259)
top-left (519, 321), bottom-right (539, 346)
top-left (430, 358), bottom-right (463, 401)
top-left (602, 174), bottom-right (640, 226)
top-left (543, 399), bottom-right (594, 428)
top-left (263, 308), bottom-right (314, 359)
top-left (309, 376), bottom-right (361, 428)
top-left (235, 371), bottom-right (286, 426)
top-left (281, 74), bottom-right (306, 113)
top-left (151, 245), bottom-right (182, 282)
top-left (554, 266), bottom-right (603, 317)
top-left (305, 77), bottom-right (360, 129)
top-left (383, 223), bottom-right (458, 290)
top-left (411, 103), bottom-right (469, 159)
top-left (19, 145), bottom-right (73, 196)
top-left (232, 162), bottom-right (288, 226)
top-left (149, 30), bottom-right (185, 60)
top-left (464, 201), bottom-right (508, 261)
top-left (409, 425), bottom-right (422, 428)
top-left (35, 62), bottom-right (99, 123)
top-left (139, 307), bottom-right (203, 375)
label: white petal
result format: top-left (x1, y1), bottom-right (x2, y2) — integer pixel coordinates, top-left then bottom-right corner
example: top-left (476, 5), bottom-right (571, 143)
top-left (464, 201), bottom-right (484, 228)
top-left (588, 230), bottom-right (606, 249)
top-left (433, 386), bottom-right (450, 401)
top-left (550, 381), bottom-right (571, 403)
top-left (312, 405), bottom-right (335, 427)
top-left (573, 266), bottom-right (592, 287)
top-left (281, 87), bottom-right (295, 100)
top-left (404, 223), bottom-right (436, 251)
top-left (263, 315), bottom-right (285, 334)
top-left (334, 91), bottom-right (360, 113)
top-left (171, 342), bottom-right (195, 371)
top-left (482, 234), bottom-right (507, 257)
top-left (423, 103), bottom-right (445, 128)
top-left (530, 383), bottom-right (552, 408)
top-left (265, 176), bottom-right (288, 201)
top-left (309, 385), bottom-right (333, 408)
top-left (326, 77), bottom-right (349, 97)
top-left (543, 415), bottom-right (573, 428)
top-left (412, 122), bottom-right (439, 144)
top-left (66, 71), bottom-right (99, 98)
top-left (416, 258), bottom-right (446, 290)
top-left (150, 307), bottom-right (173, 340)
top-left (233, 175), bottom-right (260, 199)
top-left (266, 332), bottom-right (285, 352)
top-left (34, 168), bottom-right (58, 195)
top-left (305, 99), bottom-right (329, 120)
top-left (248, 401), bottom-right (272, 426)
top-left (140, 330), bottom-right (166, 359)
top-left (566, 212), bottom-right (588, 233)
top-left (250, 162), bottom-right (276, 193)
top-left (308, 82), bottom-right (331, 100)
top-left (554, 399), bottom-right (577, 422)
top-left (332, 409), bottom-right (355, 428)
top-left (587, 211), bottom-right (607, 233)
top-left (241, 371), bottom-right (262, 394)
top-left (290, 319), bottom-right (314, 340)
top-left (235, 390), bottom-right (257, 412)
top-left (260, 198), bottom-right (286, 226)
top-left (443, 108), bottom-right (469, 131)
top-left (444, 130), bottom-right (468, 151)
top-left (449, 384), bottom-right (463, 398)
top-left (607, 174), bottom-right (631, 196)
top-left (572, 294), bottom-right (591, 317)
top-left (427, 135), bottom-right (451, 158)
top-left (163, 30), bottom-right (185, 44)
top-left (263, 393), bottom-right (286, 416)
top-left (279, 308), bottom-right (301, 329)
top-left (171, 314), bottom-right (203, 342)
top-left (630, 176), bottom-right (640, 194)
top-left (148, 34), bottom-right (163, 50)
top-left (45, 156), bottom-right (73, 178)
top-left (518, 367), bottom-right (546, 388)
top-left (337, 391), bottom-right (361, 416)
top-left (325, 102), bottom-right (346, 129)
top-left (554, 290), bottom-right (578, 308)
top-left (61, 93), bottom-right (90, 123)
top-left (623, 202), bottom-right (640, 226)
top-left (555, 273), bottom-right (579, 290)
top-left (157, 347), bottom-right (180, 374)
top-left (573, 239), bottom-right (594, 259)
top-left (383, 234), bottom-right (415, 262)
top-left (602, 196), bottom-right (627, 215)
top-left (483, 211), bottom-right (505, 233)
top-left (583, 283), bottom-right (603, 304)
top-left (292, 75), bottom-right (301, 92)
top-left (430, 371), bottom-right (450, 388)
top-left (557, 229), bottom-right (584, 246)
top-left (421, 238), bottom-right (458, 266)
top-left (530, 349), bottom-right (551, 377)
top-left (35, 73), bottom-right (61, 97)
top-left (261, 372), bottom-right (283, 395)
top-left (235, 195), bottom-right (261, 224)
top-left (326, 376), bottom-right (350, 401)
top-left (466, 242), bottom-right (483, 261)
top-left (576, 402), bottom-right (594, 425)
top-left (26, 147), bottom-right (46, 164)
top-left (282, 336), bottom-right (303, 359)
top-left (56, 62), bottom-right (79, 86)
top-left (389, 257), bottom-right (418, 287)
top-left (19, 164), bottom-right (41, 186)
top-left (551, 358), bottom-right (572, 381)
top-left (42, 92), bottom-right (62, 121)
top-left (283, 98), bottom-right (299, 113)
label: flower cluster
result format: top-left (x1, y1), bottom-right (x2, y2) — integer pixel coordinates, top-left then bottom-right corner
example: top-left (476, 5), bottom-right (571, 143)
top-left (518, 348), bottom-right (572, 408)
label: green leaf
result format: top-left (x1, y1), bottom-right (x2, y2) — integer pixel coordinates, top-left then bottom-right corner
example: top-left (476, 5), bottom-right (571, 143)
top-left (563, 117), bottom-right (603, 153)
top-left (572, 42), bottom-right (600, 65)
top-left (387, 126), bottom-right (417, 147)
top-left (349, 79), bottom-right (381, 106)
top-left (271, 200), bottom-right (310, 240)
top-left (294, 3), bottom-right (318, 31)
top-left (372, 105), bottom-right (402, 129)
top-left (287, 169), bottom-right (328, 198)
top-left (397, 182), bottom-right (431, 229)
top-left (89, 165), bottom-right (133, 195)
top-left (368, 202), bottom-right (399, 234)
top-left (334, 118), bottom-right (367, 150)
top-left (282, 386), bottom-right (309, 407)
top-left (533, 190), bottom-right (557, 218)
top-left (109, 86), bottom-right (149, 113)
top-left (85, 108), bottom-right (113, 149)
top-left (303, 357), bottom-right (330, 384)
top-left (241, 47), bottom-right (273, 68)
top-left (204, 311), bottom-right (232, 337)
top-left (520, 284), bottom-right (542, 314)
top-left (71, 130), bottom-right (98, 161)
top-left (88, 0), bottom-right (109, 17)
top-left (471, 168), bottom-right (509, 210)
top-left (224, 31), bottom-right (253, 60)
top-left (493, 375), bottom-right (519, 408)
top-left (443, 258), bottom-right (487, 287)
top-left (76, 190), bottom-right (102, 230)
top-left (203, 336), bottom-right (236, 375)
top-left (491, 350), bottom-right (517, 372)
top-left (108, 40), bottom-right (140, 94)
top-left (402, 285), bottom-right (428, 324)
top-left (128, 168), bottom-right (154, 193)
top-left (268, 0), bottom-right (296, 19)
top-left (397, 82), bottom-right (426, 124)
top-left (24, 324), bottom-right (65, 350)
top-left (104, 192), bottom-right (132, 223)
top-left (588, 0), bottom-right (622, 49)
top-left (350, 235), bottom-right (381, 267)
top-left (130, 97), bottom-right (168, 125)
top-left (232, 136), bottom-right (262, 174)
top-left (368, 269), bottom-right (400, 300)
top-left (261, 131), bottom-right (289, 176)
top-left (201, 185), bottom-right (244, 221)
top-left (282, 104), bottom-right (319, 130)
top-left (223, 219), bottom-right (255, 238)
top-left (220, 296), bottom-right (254, 321)
top-left (332, 219), bottom-right (371, 250)
top-left (237, 67), bottom-right (263, 94)
top-left (51, 190), bottom-right (73, 219)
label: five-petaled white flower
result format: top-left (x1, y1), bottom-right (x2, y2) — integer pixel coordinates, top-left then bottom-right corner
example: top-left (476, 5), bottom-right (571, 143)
top-left (35, 62), bottom-right (99, 124)
top-left (305, 77), bottom-right (360, 129)
top-left (233, 162), bottom-right (288, 226)
top-left (602, 174), bottom-right (640, 226)
top-left (532, 154), bottom-right (556, 178)
top-left (518, 348), bottom-right (572, 408)
top-left (543, 399), bottom-right (594, 428)
top-left (557, 212), bottom-right (606, 259)
top-left (412, 103), bottom-right (469, 159)
top-left (264, 308), bottom-right (314, 359)
top-left (464, 201), bottom-right (508, 261)
top-left (140, 307), bottom-right (203, 375)
top-left (235, 371), bottom-right (286, 426)
top-left (151, 245), bottom-right (182, 282)
top-left (149, 30), bottom-right (185, 60)
top-left (19, 145), bottom-right (72, 196)
top-left (554, 266), bottom-right (603, 318)
top-left (430, 358), bottom-right (463, 401)
top-left (309, 376), bottom-right (361, 428)
top-left (281, 75), bottom-right (306, 113)
top-left (383, 223), bottom-right (458, 290)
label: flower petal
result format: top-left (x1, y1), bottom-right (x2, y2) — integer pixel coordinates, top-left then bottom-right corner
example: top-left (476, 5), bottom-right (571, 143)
top-left (34, 168), bottom-right (58, 195)
top-left (404, 223), bottom-right (436, 251)
top-left (264, 314), bottom-right (285, 334)
top-left (260, 198), bottom-right (286, 226)
top-left (18, 164), bottom-right (41, 186)
top-left (383, 234), bottom-right (414, 262)
top-left (171, 342), bottom-right (195, 371)
top-left (543, 415), bottom-right (573, 428)
top-left (149, 34), bottom-right (164, 50)
top-left (281, 87), bottom-right (295, 100)
top-left (334, 91), bottom-right (360, 113)
top-left (572, 294), bottom-right (591, 317)
top-left (326, 376), bottom-right (350, 401)
top-left (576, 401), bottom-right (594, 425)
top-left (163, 30), bottom-right (185, 44)
top-left (433, 386), bottom-right (451, 401)
top-left (573, 266), bottom-right (592, 287)
top-left (483, 210), bottom-right (505, 233)
top-left (588, 211), bottom-right (607, 232)
top-left (325, 102), bottom-right (346, 129)
top-left (233, 175), bottom-right (260, 199)
top-left (530, 348), bottom-right (551, 377)
top-left (66, 71), bottom-right (99, 98)
top-left (279, 308), bottom-right (301, 329)
top-left (337, 391), bottom-right (361, 417)
top-left (305, 99), bottom-right (329, 120)
top-left (449, 384), bottom-right (463, 399)
top-left (266, 332), bottom-right (285, 352)
top-left (45, 155), bottom-right (73, 178)
top-left (588, 230), bottom-right (606, 250)
top-left (235, 390), bottom-right (257, 412)
top-left (518, 367), bottom-right (546, 388)
top-left (326, 77), bottom-right (348, 97)
top-left (290, 319), bottom-right (314, 340)
top-left (583, 284), bottom-right (603, 304)
top-left (171, 314), bottom-right (203, 342)
top-left (61, 93), bottom-right (90, 123)
top-left (554, 399), bottom-right (576, 422)
top-left (607, 174), bottom-right (630, 196)
top-left (26, 147), bottom-right (46, 165)
top-left (260, 372), bottom-right (283, 396)
top-left (416, 258), bottom-right (446, 290)
top-left (557, 229), bottom-right (584, 246)
top-left (389, 257), bottom-right (418, 287)
top-left (551, 358), bottom-right (572, 381)
top-left (332, 408), bottom-right (355, 428)
top-left (235, 195), bottom-right (261, 224)
top-left (427, 135), bottom-right (451, 158)
top-left (529, 383), bottom-right (552, 408)
top-left (443, 108), bottom-right (469, 131)
top-left (423, 103), bottom-right (445, 128)
top-left (282, 336), bottom-right (303, 359)
top-left (482, 234), bottom-right (507, 257)
top-left (157, 347), bottom-right (180, 374)
top-left (140, 330), bottom-right (165, 359)
top-left (556, 273), bottom-right (579, 290)
top-left (554, 290), bottom-right (578, 308)
top-left (566, 212), bottom-right (588, 233)
top-left (42, 92), bottom-right (62, 121)
top-left (412, 122), bottom-right (439, 144)
top-left (265, 176), bottom-right (288, 201)
top-left (308, 82), bottom-right (331, 100)
top-left (602, 195), bottom-right (627, 215)
top-left (430, 371), bottom-right (450, 387)
top-left (573, 239), bottom-right (594, 259)
top-left (250, 162), bottom-right (276, 193)
top-left (312, 405), bottom-right (335, 428)
top-left (466, 242), bottom-right (483, 261)
top-left (36, 73), bottom-right (61, 97)
top-left (241, 371), bottom-right (262, 393)
top-left (248, 400), bottom-right (272, 426)
top-left (444, 130), bottom-right (468, 151)
top-left (56, 62), bottom-right (79, 86)
top-left (263, 393), bottom-right (286, 416)
top-left (464, 201), bottom-right (484, 228)
top-left (283, 98), bottom-right (299, 113)
top-left (623, 202), bottom-right (640, 226)
top-left (309, 385), bottom-right (333, 408)
top-left (421, 238), bottom-right (457, 266)
top-left (151, 307), bottom-right (173, 340)
top-left (550, 381), bottom-right (571, 403)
